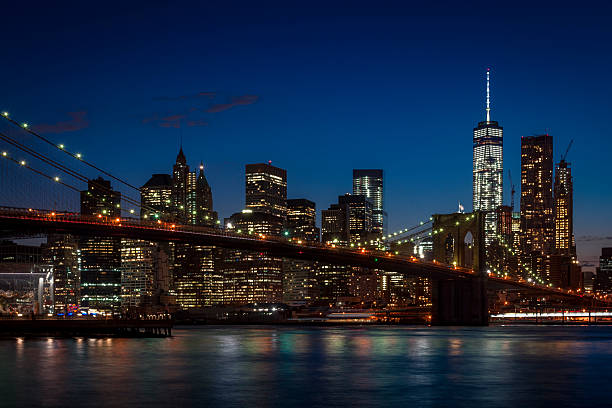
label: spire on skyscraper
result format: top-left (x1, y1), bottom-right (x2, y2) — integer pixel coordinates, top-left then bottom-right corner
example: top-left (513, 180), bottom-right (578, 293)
top-left (486, 67), bottom-right (491, 122)
top-left (176, 147), bottom-right (186, 165)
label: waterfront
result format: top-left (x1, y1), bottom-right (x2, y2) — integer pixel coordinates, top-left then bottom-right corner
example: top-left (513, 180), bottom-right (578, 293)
top-left (1, 326), bottom-right (612, 407)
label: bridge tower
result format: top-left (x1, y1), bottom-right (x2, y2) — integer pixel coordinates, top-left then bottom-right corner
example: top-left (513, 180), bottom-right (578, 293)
top-left (431, 211), bottom-right (488, 325)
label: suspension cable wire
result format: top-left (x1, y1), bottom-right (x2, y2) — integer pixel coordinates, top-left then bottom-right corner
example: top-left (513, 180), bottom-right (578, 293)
top-left (0, 113), bottom-right (142, 192)
top-left (0, 150), bottom-right (81, 193)
top-left (381, 218), bottom-right (433, 241)
top-left (0, 133), bottom-right (152, 213)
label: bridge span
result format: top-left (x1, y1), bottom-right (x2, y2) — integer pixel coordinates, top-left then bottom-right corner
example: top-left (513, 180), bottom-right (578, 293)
top-left (0, 207), bottom-right (604, 325)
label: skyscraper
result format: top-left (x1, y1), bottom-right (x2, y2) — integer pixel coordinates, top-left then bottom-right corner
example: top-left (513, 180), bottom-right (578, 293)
top-left (473, 68), bottom-right (503, 246)
top-left (167, 149), bottom-right (221, 308)
top-left (286, 199), bottom-right (320, 241)
top-left (221, 162), bottom-right (287, 304)
top-left (172, 148), bottom-right (190, 224)
top-left (353, 169), bottom-right (384, 235)
top-left (595, 248), bottom-right (612, 294)
top-left (141, 174), bottom-right (173, 221)
top-left (245, 162), bottom-right (287, 220)
top-left (283, 199), bottom-right (320, 305)
top-left (43, 234), bottom-right (80, 314)
top-left (520, 134), bottom-right (554, 256)
top-left (339, 194), bottom-right (373, 244)
top-left (554, 159), bottom-right (575, 256)
top-left (79, 177), bottom-right (122, 314)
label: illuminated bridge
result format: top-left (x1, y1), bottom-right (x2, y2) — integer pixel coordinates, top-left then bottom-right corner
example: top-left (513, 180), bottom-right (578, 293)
top-left (0, 110), bottom-right (606, 325)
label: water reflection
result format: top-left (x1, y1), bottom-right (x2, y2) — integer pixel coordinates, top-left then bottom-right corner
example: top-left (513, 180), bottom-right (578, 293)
top-left (2, 326), bottom-right (612, 407)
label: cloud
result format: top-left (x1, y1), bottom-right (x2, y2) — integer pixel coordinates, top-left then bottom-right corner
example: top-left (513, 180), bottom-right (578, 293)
top-left (161, 114), bottom-right (187, 121)
top-left (576, 236), bottom-right (612, 242)
top-left (206, 95), bottom-right (259, 113)
top-left (32, 111), bottom-right (89, 134)
top-left (154, 92), bottom-right (216, 101)
top-left (159, 121), bottom-right (180, 128)
top-left (187, 120), bottom-right (208, 127)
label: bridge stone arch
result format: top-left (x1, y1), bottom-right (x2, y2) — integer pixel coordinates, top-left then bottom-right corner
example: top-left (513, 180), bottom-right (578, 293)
top-left (432, 212), bottom-right (485, 276)
top-left (431, 211), bottom-right (488, 325)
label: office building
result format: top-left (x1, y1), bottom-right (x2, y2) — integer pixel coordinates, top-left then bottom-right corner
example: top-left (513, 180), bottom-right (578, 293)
top-left (42, 234), bottom-right (80, 313)
top-left (286, 199), bottom-right (320, 241)
top-left (245, 162), bottom-right (287, 219)
top-left (520, 134), bottom-right (554, 282)
top-left (473, 69), bottom-right (503, 247)
top-left (595, 248), bottom-right (612, 294)
top-left (221, 163), bottom-right (287, 304)
top-left (353, 169), bottom-right (385, 235)
top-left (554, 159), bottom-right (575, 256)
top-left (79, 177), bottom-right (122, 313)
top-left (283, 199), bottom-right (320, 305)
top-left (141, 174), bottom-right (173, 220)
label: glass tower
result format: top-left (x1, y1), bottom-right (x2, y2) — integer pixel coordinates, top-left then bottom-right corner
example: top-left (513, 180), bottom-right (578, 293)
top-left (353, 169), bottom-right (384, 235)
top-left (473, 68), bottom-right (503, 246)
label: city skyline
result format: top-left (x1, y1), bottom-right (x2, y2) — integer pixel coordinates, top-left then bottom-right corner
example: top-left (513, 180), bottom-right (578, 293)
top-left (1, 3), bottom-right (611, 270)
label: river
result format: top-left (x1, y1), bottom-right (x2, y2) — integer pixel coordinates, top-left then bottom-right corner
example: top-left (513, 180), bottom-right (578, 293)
top-left (1, 325), bottom-right (611, 407)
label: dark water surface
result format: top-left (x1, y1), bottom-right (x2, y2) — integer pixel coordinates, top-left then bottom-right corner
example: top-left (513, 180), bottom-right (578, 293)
top-left (2, 325), bottom-right (612, 407)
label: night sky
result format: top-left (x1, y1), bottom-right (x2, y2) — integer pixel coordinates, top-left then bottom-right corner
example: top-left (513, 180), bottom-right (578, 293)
top-left (1, 2), bottom-right (611, 267)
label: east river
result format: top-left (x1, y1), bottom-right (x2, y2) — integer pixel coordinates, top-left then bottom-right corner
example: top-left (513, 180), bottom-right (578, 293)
top-left (1, 325), bottom-right (612, 407)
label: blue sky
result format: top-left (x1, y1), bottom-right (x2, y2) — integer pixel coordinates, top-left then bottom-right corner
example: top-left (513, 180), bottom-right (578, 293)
top-left (1, 1), bottom-right (611, 266)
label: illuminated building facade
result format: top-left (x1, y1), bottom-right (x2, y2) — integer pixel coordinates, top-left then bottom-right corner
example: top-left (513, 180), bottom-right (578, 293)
top-left (339, 194), bottom-right (373, 244)
top-left (168, 149), bottom-right (221, 308)
top-left (141, 174), bottom-right (172, 220)
top-left (286, 199), bottom-right (319, 241)
top-left (172, 148), bottom-right (191, 224)
top-left (520, 134), bottom-right (554, 257)
top-left (321, 203), bottom-right (349, 245)
top-left (221, 163), bottom-right (287, 304)
top-left (595, 248), bottom-right (612, 294)
top-left (120, 239), bottom-right (155, 309)
top-left (353, 169), bottom-right (385, 235)
top-left (79, 178), bottom-right (122, 313)
top-left (554, 159), bottom-right (575, 256)
top-left (245, 163), bottom-right (287, 219)
top-left (473, 69), bottom-right (503, 247)
top-left (283, 199), bottom-right (320, 305)
top-left (43, 234), bottom-right (80, 313)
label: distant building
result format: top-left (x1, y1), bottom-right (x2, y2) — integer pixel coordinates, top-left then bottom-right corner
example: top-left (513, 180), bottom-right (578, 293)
top-left (520, 134), bottom-right (554, 255)
top-left (283, 199), bottom-right (320, 305)
top-left (221, 162), bottom-right (287, 305)
top-left (473, 69), bottom-right (503, 247)
top-left (595, 248), bottom-right (612, 294)
top-left (520, 134), bottom-right (554, 281)
top-left (353, 169), bottom-right (385, 235)
top-left (339, 194), bottom-right (373, 244)
top-left (165, 149), bottom-right (221, 308)
top-left (79, 177), bottom-right (122, 313)
top-left (171, 148), bottom-right (191, 224)
top-left (554, 159), bottom-right (575, 256)
top-left (321, 203), bottom-right (349, 245)
top-left (141, 174), bottom-right (173, 221)
top-left (321, 194), bottom-right (373, 245)
top-left (245, 162), bottom-right (287, 219)
top-left (42, 235), bottom-right (79, 313)
top-left (286, 199), bottom-right (320, 241)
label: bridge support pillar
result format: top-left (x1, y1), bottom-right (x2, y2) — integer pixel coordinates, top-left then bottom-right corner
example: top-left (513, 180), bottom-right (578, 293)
top-left (431, 277), bottom-right (488, 326)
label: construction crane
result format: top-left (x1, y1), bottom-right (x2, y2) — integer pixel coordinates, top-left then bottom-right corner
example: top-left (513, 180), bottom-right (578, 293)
top-left (561, 139), bottom-right (574, 161)
top-left (508, 170), bottom-right (516, 210)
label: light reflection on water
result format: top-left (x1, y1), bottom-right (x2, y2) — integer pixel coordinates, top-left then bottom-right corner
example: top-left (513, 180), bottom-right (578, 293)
top-left (1, 325), bottom-right (612, 407)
